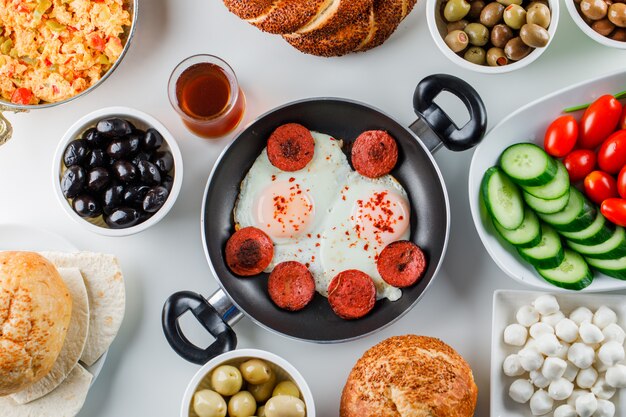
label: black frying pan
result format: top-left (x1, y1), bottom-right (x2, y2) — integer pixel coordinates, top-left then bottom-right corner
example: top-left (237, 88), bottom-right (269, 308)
top-left (162, 74), bottom-right (487, 364)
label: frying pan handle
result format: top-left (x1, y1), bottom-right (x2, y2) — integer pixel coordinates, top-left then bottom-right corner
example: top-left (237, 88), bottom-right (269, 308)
top-left (410, 74), bottom-right (487, 153)
top-left (162, 290), bottom-right (240, 365)
top-left (0, 108), bottom-right (13, 146)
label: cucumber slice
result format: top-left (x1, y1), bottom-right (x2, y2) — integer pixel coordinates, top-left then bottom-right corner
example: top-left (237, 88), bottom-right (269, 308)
top-left (493, 207), bottom-right (542, 248)
top-left (537, 188), bottom-right (596, 233)
top-left (522, 161), bottom-right (570, 200)
top-left (561, 212), bottom-right (616, 246)
top-left (537, 249), bottom-right (593, 290)
top-left (481, 167), bottom-right (524, 230)
top-left (518, 224), bottom-right (564, 269)
top-left (586, 255), bottom-right (626, 280)
top-left (567, 227), bottom-right (626, 260)
top-left (500, 143), bottom-right (557, 186)
top-left (523, 189), bottom-right (570, 214)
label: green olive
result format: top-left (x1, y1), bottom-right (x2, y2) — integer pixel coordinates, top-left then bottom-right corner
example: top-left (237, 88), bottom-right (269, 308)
top-left (503, 4), bottom-right (527, 29)
top-left (581, 0), bottom-right (609, 20)
top-left (240, 359), bottom-right (272, 385)
top-left (447, 19), bottom-right (469, 32)
top-left (609, 3), bottom-right (626, 26)
top-left (444, 29), bottom-right (469, 52)
top-left (272, 381), bottom-right (300, 398)
top-left (490, 23), bottom-right (514, 47)
top-left (257, 406), bottom-right (266, 417)
top-left (611, 27), bottom-right (626, 39)
top-left (528, 0), bottom-right (550, 8)
top-left (264, 396), bottom-right (306, 417)
top-left (480, 2), bottom-right (505, 26)
top-left (464, 46), bottom-right (486, 64)
top-left (497, 0), bottom-right (523, 6)
top-left (468, 0), bottom-right (486, 19)
top-left (444, 0), bottom-right (471, 22)
top-left (504, 36), bottom-right (532, 60)
top-left (526, 3), bottom-right (551, 28)
top-left (520, 23), bottom-right (550, 47)
top-left (486, 47), bottom-right (509, 66)
top-left (211, 365), bottom-right (243, 397)
top-left (592, 18), bottom-right (616, 34)
top-left (464, 22), bottom-right (489, 45)
top-left (228, 391), bottom-right (257, 417)
top-left (193, 390), bottom-right (227, 417)
top-left (248, 372), bottom-right (277, 403)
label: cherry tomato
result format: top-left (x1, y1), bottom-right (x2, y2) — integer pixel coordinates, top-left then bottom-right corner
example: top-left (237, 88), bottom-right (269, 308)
top-left (598, 130), bottom-right (626, 174)
top-left (10, 88), bottom-right (33, 105)
top-left (544, 115), bottom-right (579, 157)
top-left (584, 170), bottom-right (619, 205)
top-left (601, 198), bottom-right (626, 227)
top-left (580, 95), bottom-right (622, 149)
top-left (564, 149), bottom-right (597, 182)
top-left (619, 106), bottom-right (626, 130)
top-left (618, 166), bottom-right (626, 199)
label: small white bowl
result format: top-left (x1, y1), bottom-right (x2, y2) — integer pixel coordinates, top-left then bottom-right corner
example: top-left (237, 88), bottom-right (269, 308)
top-left (53, 106), bottom-right (183, 237)
top-left (181, 349), bottom-right (316, 417)
top-left (491, 290), bottom-right (626, 417)
top-left (565, 0), bottom-right (626, 49)
top-left (427, 0), bottom-right (560, 74)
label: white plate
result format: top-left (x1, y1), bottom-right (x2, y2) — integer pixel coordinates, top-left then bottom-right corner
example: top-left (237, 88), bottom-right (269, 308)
top-left (469, 69), bottom-right (626, 292)
top-left (491, 290), bottom-right (626, 417)
top-left (0, 224), bottom-right (107, 381)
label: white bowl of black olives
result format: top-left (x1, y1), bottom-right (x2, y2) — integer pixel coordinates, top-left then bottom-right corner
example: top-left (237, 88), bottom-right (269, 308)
top-left (54, 106), bottom-right (183, 236)
top-left (427, 0), bottom-right (559, 73)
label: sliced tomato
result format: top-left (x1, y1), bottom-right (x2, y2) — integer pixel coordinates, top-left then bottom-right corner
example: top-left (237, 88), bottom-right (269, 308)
top-left (598, 130), bottom-right (626, 174)
top-left (618, 166), bottom-right (626, 199)
top-left (564, 149), bottom-right (596, 182)
top-left (10, 88), bottom-right (34, 105)
top-left (584, 170), bottom-right (619, 205)
top-left (580, 95), bottom-right (623, 149)
top-left (601, 198), bottom-right (626, 227)
top-left (89, 34), bottom-right (106, 52)
top-left (544, 115), bottom-right (579, 157)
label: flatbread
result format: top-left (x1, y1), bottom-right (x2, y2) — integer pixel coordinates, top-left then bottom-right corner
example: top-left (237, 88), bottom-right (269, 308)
top-left (40, 252), bottom-right (125, 366)
top-left (10, 268), bottom-right (89, 404)
top-left (0, 364), bottom-right (93, 417)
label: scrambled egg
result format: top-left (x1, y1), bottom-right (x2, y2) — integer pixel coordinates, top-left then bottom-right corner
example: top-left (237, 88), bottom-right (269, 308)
top-left (0, 0), bottom-right (131, 105)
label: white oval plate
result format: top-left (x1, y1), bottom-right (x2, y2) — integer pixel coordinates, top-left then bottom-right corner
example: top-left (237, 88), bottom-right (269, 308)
top-left (469, 69), bottom-right (626, 292)
top-left (0, 224), bottom-right (107, 381)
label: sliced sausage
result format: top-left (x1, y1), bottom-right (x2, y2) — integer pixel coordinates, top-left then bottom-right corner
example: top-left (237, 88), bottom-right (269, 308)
top-left (377, 240), bottom-right (427, 288)
top-left (268, 261), bottom-right (316, 311)
top-left (225, 227), bottom-right (274, 276)
top-left (267, 123), bottom-right (315, 172)
top-left (351, 130), bottom-right (398, 178)
top-left (328, 269), bottom-right (376, 320)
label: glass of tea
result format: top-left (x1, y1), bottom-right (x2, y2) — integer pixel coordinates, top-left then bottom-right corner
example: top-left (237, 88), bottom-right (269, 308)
top-left (168, 55), bottom-right (245, 138)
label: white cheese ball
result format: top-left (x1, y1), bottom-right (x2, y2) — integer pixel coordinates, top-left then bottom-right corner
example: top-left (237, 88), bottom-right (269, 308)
top-left (520, 347), bottom-right (545, 372)
top-left (542, 357), bottom-right (567, 380)
top-left (524, 338), bottom-right (538, 351)
top-left (533, 295), bottom-right (560, 315)
top-left (542, 311), bottom-right (566, 328)
top-left (548, 377), bottom-right (574, 401)
top-left (518, 305), bottom-right (540, 327)
top-left (593, 306), bottom-right (617, 330)
top-left (567, 389), bottom-right (588, 407)
top-left (580, 322), bottom-right (605, 344)
top-left (509, 379), bottom-right (534, 403)
top-left (530, 389), bottom-right (553, 416)
top-left (530, 322), bottom-right (554, 339)
top-left (556, 318), bottom-right (579, 343)
top-left (576, 367), bottom-right (598, 389)
top-left (554, 404), bottom-right (577, 417)
top-left (591, 376), bottom-right (616, 400)
top-left (551, 341), bottom-right (570, 360)
top-left (568, 343), bottom-right (595, 369)
top-left (571, 307), bottom-right (594, 325)
top-left (597, 341), bottom-right (625, 367)
top-left (504, 324), bottom-right (528, 346)
top-left (563, 361), bottom-right (579, 382)
top-left (602, 323), bottom-right (626, 344)
top-left (593, 399), bottom-right (615, 417)
top-left (605, 364), bottom-right (626, 388)
top-left (503, 354), bottom-right (525, 377)
top-left (536, 333), bottom-right (561, 356)
top-left (531, 369), bottom-right (551, 389)
top-left (595, 358), bottom-right (610, 374)
top-left (575, 392), bottom-right (598, 417)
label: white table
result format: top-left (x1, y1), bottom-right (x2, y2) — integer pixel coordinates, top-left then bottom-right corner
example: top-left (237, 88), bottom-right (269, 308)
top-left (1, 1), bottom-right (626, 416)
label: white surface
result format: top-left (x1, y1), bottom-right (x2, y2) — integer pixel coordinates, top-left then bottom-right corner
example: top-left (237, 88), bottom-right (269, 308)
top-left (469, 69), bottom-right (626, 292)
top-left (2, 1), bottom-right (626, 416)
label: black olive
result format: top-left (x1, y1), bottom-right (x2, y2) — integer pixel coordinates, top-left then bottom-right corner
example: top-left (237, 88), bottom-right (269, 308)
top-left (85, 149), bottom-right (108, 169)
top-left (83, 127), bottom-right (109, 148)
top-left (61, 166), bottom-right (86, 198)
top-left (112, 160), bottom-right (138, 183)
top-left (126, 132), bottom-right (142, 155)
top-left (86, 167), bottom-right (110, 192)
top-left (137, 160), bottom-right (161, 185)
top-left (142, 128), bottom-right (164, 151)
top-left (105, 208), bottom-right (140, 229)
top-left (97, 118), bottom-right (133, 137)
top-left (132, 151), bottom-right (151, 166)
top-left (143, 186), bottom-right (169, 213)
top-left (107, 138), bottom-right (133, 159)
top-left (63, 139), bottom-right (89, 167)
top-left (152, 150), bottom-right (174, 173)
top-left (124, 185), bottom-right (150, 208)
top-left (72, 194), bottom-right (102, 218)
top-left (162, 175), bottom-right (174, 193)
top-left (102, 184), bottom-right (125, 215)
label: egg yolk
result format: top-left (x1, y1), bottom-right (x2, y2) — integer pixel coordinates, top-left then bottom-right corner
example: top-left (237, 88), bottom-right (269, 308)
top-left (254, 180), bottom-right (314, 239)
top-left (351, 190), bottom-right (409, 246)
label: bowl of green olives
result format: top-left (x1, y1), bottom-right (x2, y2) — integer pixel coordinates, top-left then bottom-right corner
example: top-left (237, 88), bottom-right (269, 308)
top-left (427, 0), bottom-right (559, 73)
top-left (53, 106), bottom-right (183, 237)
top-left (182, 349), bottom-right (315, 417)
top-left (566, 0), bottom-right (626, 48)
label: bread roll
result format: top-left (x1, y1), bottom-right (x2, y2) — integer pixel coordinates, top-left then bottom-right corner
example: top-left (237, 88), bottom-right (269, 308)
top-left (0, 252), bottom-right (72, 396)
top-left (341, 335), bottom-right (478, 417)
